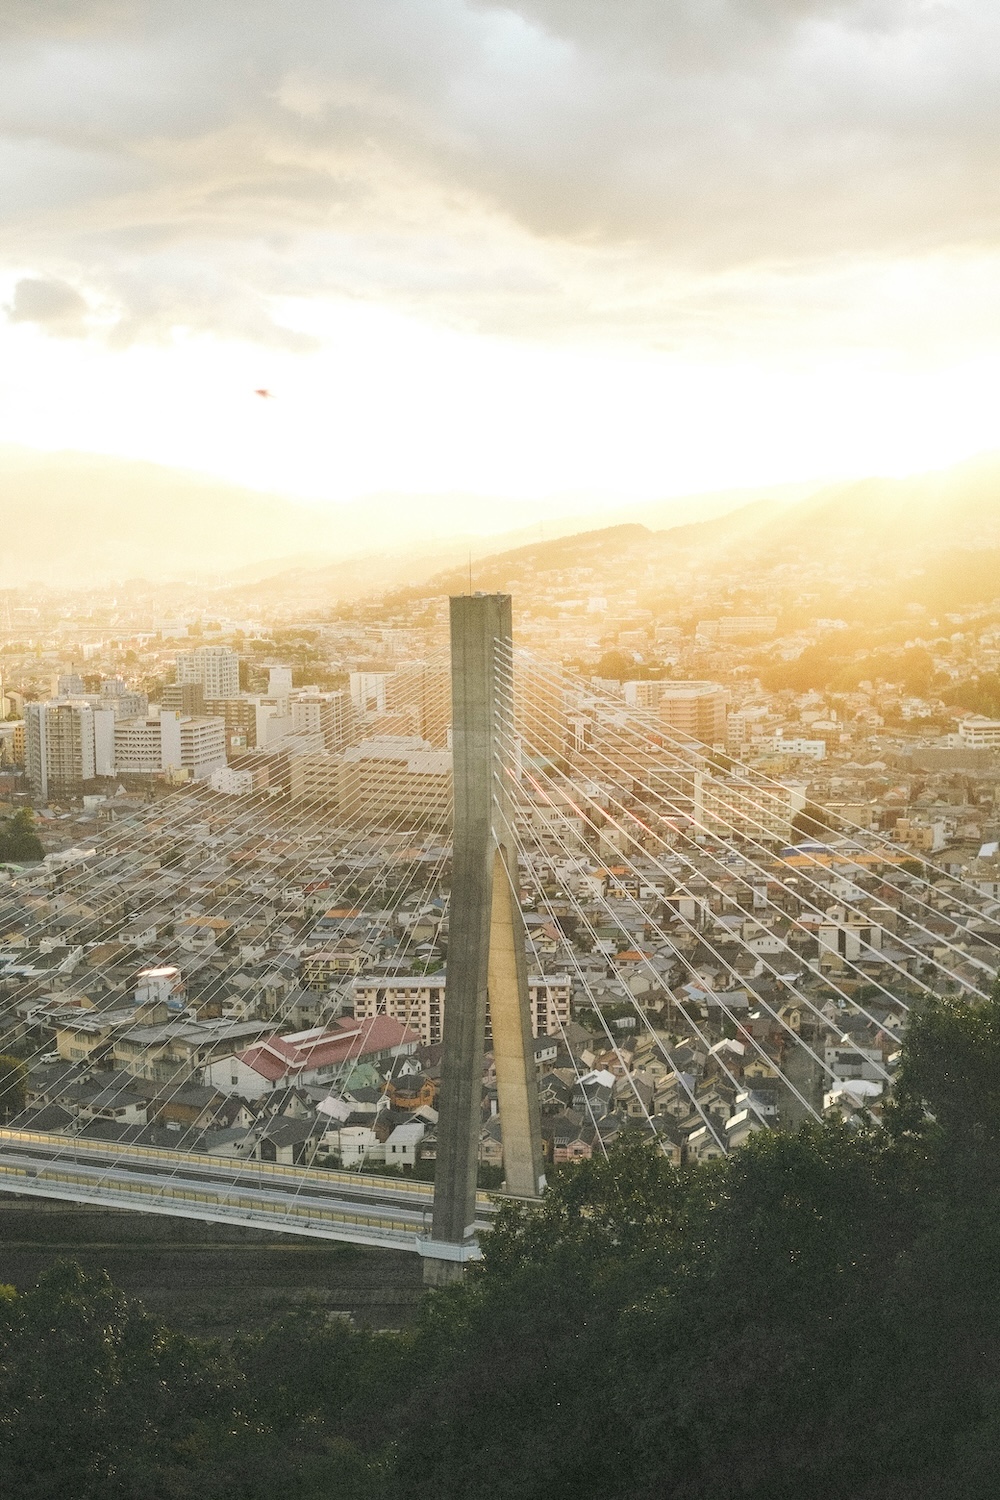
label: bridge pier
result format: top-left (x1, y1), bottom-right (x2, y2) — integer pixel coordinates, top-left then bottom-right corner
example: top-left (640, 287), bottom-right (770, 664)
top-left (422, 594), bottom-right (545, 1283)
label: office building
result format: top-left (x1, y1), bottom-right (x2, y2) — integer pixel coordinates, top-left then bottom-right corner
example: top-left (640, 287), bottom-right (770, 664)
top-left (384, 662), bottom-right (451, 747)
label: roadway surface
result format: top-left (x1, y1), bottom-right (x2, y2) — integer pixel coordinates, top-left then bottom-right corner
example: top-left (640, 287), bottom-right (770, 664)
top-left (0, 1129), bottom-right (495, 1257)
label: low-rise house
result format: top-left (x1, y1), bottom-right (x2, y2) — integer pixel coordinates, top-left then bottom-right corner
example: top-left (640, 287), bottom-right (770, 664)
top-left (384, 1120), bottom-right (425, 1168)
top-left (255, 1116), bottom-right (322, 1166)
top-left (114, 1018), bottom-right (275, 1084)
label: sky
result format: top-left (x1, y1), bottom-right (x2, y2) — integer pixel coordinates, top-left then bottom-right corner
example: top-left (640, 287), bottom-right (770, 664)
top-left (3, 0), bottom-right (1000, 519)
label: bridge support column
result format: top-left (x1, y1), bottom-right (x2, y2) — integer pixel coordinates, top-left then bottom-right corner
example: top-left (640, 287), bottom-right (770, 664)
top-left (422, 593), bottom-right (545, 1284)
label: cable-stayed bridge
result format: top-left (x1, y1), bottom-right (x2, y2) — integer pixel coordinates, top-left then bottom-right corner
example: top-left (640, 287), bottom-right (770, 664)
top-left (1, 593), bottom-right (996, 1279)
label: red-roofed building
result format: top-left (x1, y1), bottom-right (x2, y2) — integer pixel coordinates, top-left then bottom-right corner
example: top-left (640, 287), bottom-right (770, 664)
top-left (202, 1016), bottom-right (419, 1098)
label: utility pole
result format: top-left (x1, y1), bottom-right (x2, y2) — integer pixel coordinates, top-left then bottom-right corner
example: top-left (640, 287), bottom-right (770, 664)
top-left (419, 593), bottom-right (545, 1285)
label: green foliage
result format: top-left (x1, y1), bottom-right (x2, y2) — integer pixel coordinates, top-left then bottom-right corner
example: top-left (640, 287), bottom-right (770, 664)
top-left (0, 1054), bottom-right (27, 1121)
top-left (0, 1265), bottom-right (390, 1500)
top-left (791, 801), bottom-right (839, 841)
top-left (594, 650), bottom-right (640, 681)
top-left (761, 641), bottom-right (936, 696)
top-left (390, 984), bottom-right (1000, 1500)
top-left (940, 671), bottom-right (1000, 720)
top-left (0, 808), bottom-right (43, 863)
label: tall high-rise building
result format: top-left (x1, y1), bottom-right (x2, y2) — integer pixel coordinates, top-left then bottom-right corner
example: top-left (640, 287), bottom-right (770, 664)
top-left (657, 682), bottom-right (728, 747)
top-left (25, 701), bottom-right (115, 798)
top-left (290, 689), bottom-right (354, 751)
top-left (175, 646), bottom-right (240, 700)
top-left (384, 662), bottom-right (451, 747)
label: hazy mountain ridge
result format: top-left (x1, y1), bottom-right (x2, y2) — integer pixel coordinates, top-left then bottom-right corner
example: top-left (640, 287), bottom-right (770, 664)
top-left (386, 456), bottom-right (1000, 618)
top-left (0, 445), bottom-right (816, 593)
top-left (3, 444), bottom-right (1000, 603)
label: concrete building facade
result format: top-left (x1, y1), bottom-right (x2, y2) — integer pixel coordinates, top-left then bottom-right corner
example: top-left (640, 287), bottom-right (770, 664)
top-left (175, 646), bottom-right (240, 700)
top-left (658, 682), bottom-right (728, 746)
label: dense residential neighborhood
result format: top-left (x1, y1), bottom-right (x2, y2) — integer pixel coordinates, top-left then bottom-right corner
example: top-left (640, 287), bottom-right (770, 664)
top-left (2, 513), bottom-right (999, 1181)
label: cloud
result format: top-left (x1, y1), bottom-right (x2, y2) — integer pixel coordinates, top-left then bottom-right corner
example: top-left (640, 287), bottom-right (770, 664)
top-left (0, 1), bottom-right (998, 354)
top-left (7, 275), bottom-right (89, 334)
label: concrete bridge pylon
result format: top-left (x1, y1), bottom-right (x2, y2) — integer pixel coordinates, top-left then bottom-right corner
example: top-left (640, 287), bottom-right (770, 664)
top-left (419, 593), bottom-right (545, 1285)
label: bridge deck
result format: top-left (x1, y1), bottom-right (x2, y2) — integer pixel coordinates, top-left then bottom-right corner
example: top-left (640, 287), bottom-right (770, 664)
top-left (0, 1130), bottom-right (494, 1255)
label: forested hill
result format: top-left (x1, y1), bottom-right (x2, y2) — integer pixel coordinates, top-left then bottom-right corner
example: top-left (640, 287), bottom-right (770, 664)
top-left (382, 453), bottom-right (1000, 622)
top-left (6, 986), bottom-right (1000, 1499)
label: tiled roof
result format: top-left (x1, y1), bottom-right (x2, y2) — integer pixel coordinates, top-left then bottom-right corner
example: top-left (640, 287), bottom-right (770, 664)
top-left (237, 1015), bottom-right (419, 1082)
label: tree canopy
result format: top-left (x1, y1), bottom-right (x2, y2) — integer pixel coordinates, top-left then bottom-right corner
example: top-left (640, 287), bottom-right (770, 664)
top-left (0, 809), bottom-right (43, 864)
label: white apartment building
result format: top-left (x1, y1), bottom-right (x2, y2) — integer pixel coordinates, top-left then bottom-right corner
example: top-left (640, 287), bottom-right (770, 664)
top-left (352, 972), bottom-right (572, 1045)
top-left (114, 711), bottom-right (226, 780)
top-left (958, 716), bottom-right (1000, 749)
top-left (114, 715), bottom-right (173, 774)
top-left (771, 736), bottom-right (827, 760)
top-left (175, 646), bottom-right (240, 699)
top-left (289, 750), bottom-right (342, 809)
top-left (179, 715), bottom-right (228, 778)
top-left (624, 680), bottom-right (664, 710)
top-left (24, 700), bottom-right (116, 798)
top-left (350, 671), bottom-right (390, 715)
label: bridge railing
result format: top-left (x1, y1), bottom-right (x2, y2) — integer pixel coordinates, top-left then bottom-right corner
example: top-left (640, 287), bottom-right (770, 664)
top-left (0, 1128), bottom-right (494, 1211)
top-left (0, 1159), bottom-right (423, 1239)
